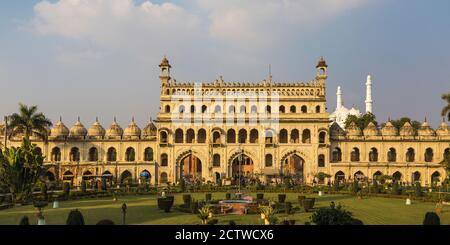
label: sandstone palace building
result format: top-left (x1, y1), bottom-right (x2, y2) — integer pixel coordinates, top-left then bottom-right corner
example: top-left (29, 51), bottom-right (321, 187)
top-left (1, 57), bottom-right (449, 187)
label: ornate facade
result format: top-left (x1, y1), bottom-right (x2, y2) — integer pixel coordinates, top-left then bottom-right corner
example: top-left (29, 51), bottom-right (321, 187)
top-left (0, 57), bottom-right (449, 187)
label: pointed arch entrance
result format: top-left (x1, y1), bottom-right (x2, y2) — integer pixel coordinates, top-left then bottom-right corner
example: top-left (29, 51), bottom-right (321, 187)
top-left (176, 152), bottom-right (203, 183)
top-left (281, 153), bottom-right (305, 184)
top-left (228, 152), bottom-right (255, 185)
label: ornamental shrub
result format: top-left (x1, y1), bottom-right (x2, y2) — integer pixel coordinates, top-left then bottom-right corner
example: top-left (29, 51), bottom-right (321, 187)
top-left (391, 182), bottom-right (401, 195)
top-left (423, 212), bottom-right (440, 225)
top-left (205, 193), bottom-right (212, 202)
top-left (285, 202), bottom-right (293, 214)
top-left (66, 209), bottom-right (85, 225)
top-left (257, 193), bottom-right (264, 200)
top-left (310, 205), bottom-right (354, 225)
top-left (41, 183), bottom-right (48, 201)
top-left (352, 181), bottom-right (360, 194)
top-left (302, 199), bottom-right (314, 212)
top-left (182, 194), bottom-right (192, 208)
top-left (278, 194), bottom-right (286, 203)
top-left (414, 182), bottom-right (423, 197)
top-left (298, 195), bottom-right (306, 207)
top-left (80, 180), bottom-right (87, 193)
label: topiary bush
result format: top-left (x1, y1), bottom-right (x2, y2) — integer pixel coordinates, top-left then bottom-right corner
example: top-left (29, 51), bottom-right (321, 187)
top-left (423, 212), bottom-right (440, 225)
top-left (391, 182), bottom-right (401, 195)
top-left (190, 199), bottom-right (199, 214)
top-left (158, 196), bottom-right (174, 213)
top-left (298, 195), bottom-right (306, 207)
top-left (41, 183), bottom-right (48, 201)
top-left (182, 194), bottom-right (192, 208)
top-left (352, 181), bottom-right (360, 194)
top-left (81, 180), bottom-right (87, 193)
top-left (414, 182), bottom-right (423, 197)
top-left (302, 198), bottom-right (315, 212)
top-left (225, 193), bottom-right (231, 200)
top-left (101, 178), bottom-right (107, 191)
top-left (257, 193), bottom-right (264, 200)
top-left (66, 209), bottom-right (85, 225)
top-left (278, 194), bottom-right (286, 203)
top-left (310, 205), bottom-right (354, 225)
top-left (205, 193), bottom-right (212, 202)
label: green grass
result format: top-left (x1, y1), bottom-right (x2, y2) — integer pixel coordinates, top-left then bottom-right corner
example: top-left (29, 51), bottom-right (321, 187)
top-left (1, 193), bottom-right (449, 225)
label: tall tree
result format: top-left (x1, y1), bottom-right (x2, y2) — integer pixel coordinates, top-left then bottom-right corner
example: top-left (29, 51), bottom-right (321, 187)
top-left (344, 112), bottom-right (378, 130)
top-left (7, 103), bottom-right (52, 141)
top-left (0, 138), bottom-right (45, 203)
top-left (442, 93), bottom-right (450, 121)
top-left (380, 117), bottom-right (421, 131)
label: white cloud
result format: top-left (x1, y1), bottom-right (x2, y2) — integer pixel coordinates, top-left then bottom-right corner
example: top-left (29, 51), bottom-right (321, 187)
top-left (32, 0), bottom-right (202, 61)
top-left (29, 0), bottom-right (369, 72)
top-left (197, 0), bottom-right (367, 49)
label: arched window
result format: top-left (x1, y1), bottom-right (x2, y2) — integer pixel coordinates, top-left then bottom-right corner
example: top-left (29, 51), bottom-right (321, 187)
top-left (144, 147), bottom-right (154, 161)
top-left (291, 129), bottom-right (300, 143)
top-left (240, 105), bottom-right (246, 113)
top-left (431, 171), bottom-right (441, 185)
top-left (250, 129), bottom-right (259, 143)
top-left (265, 130), bottom-right (274, 144)
top-left (406, 148), bottom-right (415, 162)
top-left (335, 171), bottom-right (345, 182)
top-left (179, 105), bottom-right (185, 114)
top-left (332, 147), bottom-right (342, 162)
top-left (424, 148), bottom-right (433, 162)
top-left (238, 129), bottom-right (247, 143)
top-left (107, 147), bottom-right (117, 162)
top-left (213, 154), bottom-right (221, 167)
top-left (186, 129), bottom-right (195, 143)
top-left (70, 147), bottom-right (80, 162)
top-left (160, 172), bottom-right (168, 184)
top-left (175, 128), bottom-right (183, 143)
top-left (160, 131), bottom-right (168, 143)
top-left (51, 147), bottom-right (61, 162)
top-left (251, 105), bottom-right (257, 113)
top-left (393, 171), bottom-right (402, 183)
top-left (229, 105), bottom-right (236, 114)
top-left (301, 105), bottom-right (307, 113)
top-left (315, 105), bottom-right (321, 113)
top-left (318, 154), bottom-right (325, 167)
top-left (290, 105), bottom-right (296, 113)
top-left (198, 129), bottom-right (206, 143)
top-left (213, 131), bottom-right (221, 144)
top-left (190, 105), bottom-right (196, 113)
top-left (369, 148), bottom-right (378, 162)
top-left (88, 147), bottom-right (98, 162)
top-left (265, 154), bottom-right (273, 167)
top-left (125, 147), bottom-right (135, 162)
top-left (202, 105), bottom-right (207, 113)
top-left (265, 106), bottom-right (271, 113)
top-left (319, 131), bottom-right (326, 144)
top-left (302, 129), bottom-right (311, 143)
top-left (161, 154), bottom-right (168, 167)
top-left (444, 148), bottom-right (450, 162)
top-left (351, 147), bottom-right (360, 162)
top-left (165, 105), bottom-right (171, 113)
top-left (412, 171), bottom-right (421, 183)
top-left (279, 129), bottom-right (288, 144)
top-left (388, 148), bottom-right (397, 162)
top-left (279, 106), bottom-right (285, 113)
top-left (227, 129), bottom-right (236, 143)
top-left (214, 105), bottom-right (221, 113)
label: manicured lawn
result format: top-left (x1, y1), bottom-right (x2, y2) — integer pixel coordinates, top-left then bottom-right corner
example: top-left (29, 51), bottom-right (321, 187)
top-left (1, 193), bottom-right (449, 225)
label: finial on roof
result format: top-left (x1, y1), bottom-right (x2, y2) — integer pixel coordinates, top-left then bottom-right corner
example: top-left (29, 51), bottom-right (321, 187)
top-left (96, 117), bottom-right (99, 123)
top-left (114, 116), bottom-right (117, 123)
top-left (77, 116), bottom-right (80, 122)
top-left (132, 116), bottom-right (135, 123)
top-left (59, 116), bottom-right (62, 122)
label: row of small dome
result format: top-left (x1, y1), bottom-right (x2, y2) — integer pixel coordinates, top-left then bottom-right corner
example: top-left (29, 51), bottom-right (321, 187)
top-left (50, 117), bottom-right (157, 138)
top-left (333, 120), bottom-right (450, 136)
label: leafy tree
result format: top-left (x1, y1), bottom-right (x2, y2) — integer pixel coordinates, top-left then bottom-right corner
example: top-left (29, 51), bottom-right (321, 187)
top-left (441, 93), bottom-right (450, 121)
top-left (381, 117), bottom-right (421, 131)
top-left (344, 112), bottom-right (378, 130)
top-left (310, 204), bottom-right (355, 225)
top-left (7, 103), bottom-right (52, 141)
top-left (0, 138), bottom-right (45, 203)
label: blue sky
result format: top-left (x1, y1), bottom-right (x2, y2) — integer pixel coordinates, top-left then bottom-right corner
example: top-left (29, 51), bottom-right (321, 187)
top-left (0, 0), bottom-right (449, 128)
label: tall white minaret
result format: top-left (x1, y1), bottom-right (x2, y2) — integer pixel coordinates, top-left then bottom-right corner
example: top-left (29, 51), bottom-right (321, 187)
top-left (336, 86), bottom-right (343, 109)
top-left (365, 75), bottom-right (373, 114)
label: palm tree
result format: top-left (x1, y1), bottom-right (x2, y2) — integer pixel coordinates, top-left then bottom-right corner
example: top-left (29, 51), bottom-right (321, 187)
top-left (442, 93), bottom-right (450, 121)
top-left (7, 103), bottom-right (52, 141)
